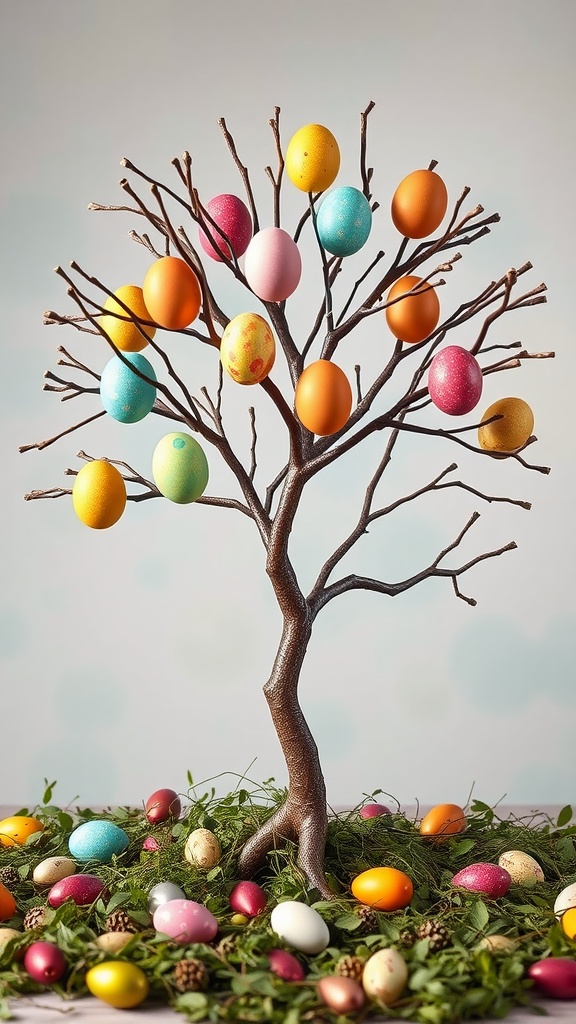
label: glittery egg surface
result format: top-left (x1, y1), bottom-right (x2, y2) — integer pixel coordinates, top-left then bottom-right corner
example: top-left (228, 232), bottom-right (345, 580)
top-left (428, 345), bottom-right (483, 415)
top-left (68, 820), bottom-right (129, 863)
top-left (452, 862), bottom-right (511, 899)
top-left (48, 873), bottom-right (106, 908)
top-left (100, 352), bottom-right (157, 423)
top-left (244, 227), bottom-right (302, 302)
top-left (199, 193), bottom-right (252, 262)
top-left (152, 432), bottom-right (209, 504)
top-left (478, 397), bottom-right (534, 452)
top-left (220, 312), bottom-right (275, 384)
top-left (153, 899), bottom-right (218, 944)
top-left (317, 186), bottom-right (372, 256)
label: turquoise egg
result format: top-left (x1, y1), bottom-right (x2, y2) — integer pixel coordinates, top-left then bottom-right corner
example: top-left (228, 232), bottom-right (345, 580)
top-left (100, 352), bottom-right (157, 423)
top-left (68, 820), bottom-right (129, 863)
top-left (316, 186), bottom-right (372, 257)
top-left (152, 432), bottom-right (209, 504)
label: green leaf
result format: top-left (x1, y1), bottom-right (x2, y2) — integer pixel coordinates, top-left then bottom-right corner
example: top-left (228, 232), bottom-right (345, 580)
top-left (557, 805), bottom-right (573, 827)
top-left (42, 779), bottom-right (57, 805)
top-left (106, 890), bottom-right (132, 913)
top-left (468, 899), bottom-right (490, 932)
top-left (334, 912), bottom-right (362, 931)
top-left (451, 838), bottom-right (476, 857)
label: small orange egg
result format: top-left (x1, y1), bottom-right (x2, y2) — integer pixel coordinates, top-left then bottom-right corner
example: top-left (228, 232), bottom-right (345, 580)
top-left (419, 803), bottom-right (467, 842)
top-left (294, 360), bottom-right (352, 436)
top-left (0, 884), bottom-right (17, 922)
top-left (562, 908), bottom-right (576, 940)
top-left (391, 169), bottom-right (448, 239)
top-left (142, 256), bottom-right (202, 331)
top-left (0, 816), bottom-right (44, 848)
top-left (385, 275), bottom-right (440, 344)
top-left (351, 866), bottom-right (413, 911)
top-left (478, 397), bottom-right (534, 452)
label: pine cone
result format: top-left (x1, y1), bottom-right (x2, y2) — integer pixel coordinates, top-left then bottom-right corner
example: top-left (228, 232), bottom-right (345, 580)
top-left (0, 866), bottom-right (19, 887)
top-left (23, 906), bottom-right (48, 931)
top-left (416, 919), bottom-right (451, 951)
top-left (399, 929), bottom-right (416, 948)
top-left (105, 909), bottom-right (143, 934)
top-left (355, 905), bottom-right (379, 933)
top-left (173, 957), bottom-right (209, 993)
top-left (336, 954), bottom-right (364, 981)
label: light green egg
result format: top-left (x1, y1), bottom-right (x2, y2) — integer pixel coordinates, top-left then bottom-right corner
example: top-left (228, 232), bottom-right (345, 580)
top-left (152, 432), bottom-right (209, 504)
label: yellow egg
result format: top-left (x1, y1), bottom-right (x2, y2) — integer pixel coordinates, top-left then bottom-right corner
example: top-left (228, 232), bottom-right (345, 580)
top-left (85, 961), bottom-right (149, 1009)
top-left (286, 124), bottom-right (340, 193)
top-left (0, 816), bottom-right (44, 848)
top-left (562, 907), bottom-right (576, 939)
top-left (99, 285), bottom-right (156, 352)
top-left (220, 313), bottom-right (275, 385)
top-left (72, 460), bottom-right (127, 530)
top-left (478, 397), bottom-right (534, 452)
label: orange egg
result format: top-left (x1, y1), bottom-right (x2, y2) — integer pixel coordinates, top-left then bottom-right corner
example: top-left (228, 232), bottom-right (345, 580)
top-left (351, 866), bottom-right (413, 911)
top-left (477, 397), bottom-right (534, 452)
top-left (0, 816), bottom-right (44, 848)
top-left (391, 169), bottom-right (448, 239)
top-left (142, 256), bottom-right (201, 330)
top-left (0, 884), bottom-right (17, 922)
top-left (419, 803), bottom-right (467, 842)
top-left (294, 360), bottom-right (352, 436)
top-left (385, 275), bottom-right (440, 344)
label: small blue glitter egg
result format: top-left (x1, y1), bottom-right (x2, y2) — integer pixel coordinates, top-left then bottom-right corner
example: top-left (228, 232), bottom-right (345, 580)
top-left (68, 820), bottom-right (129, 863)
top-left (316, 186), bottom-right (372, 257)
top-left (100, 351), bottom-right (157, 423)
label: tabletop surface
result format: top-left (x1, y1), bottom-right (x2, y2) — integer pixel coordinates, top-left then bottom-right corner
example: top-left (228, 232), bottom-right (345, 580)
top-left (2, 804), bottom-right (574, 1023)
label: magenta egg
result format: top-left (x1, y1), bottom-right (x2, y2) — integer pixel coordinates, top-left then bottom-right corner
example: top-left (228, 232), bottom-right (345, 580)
top-left (452, 863), bottom-right (511, 899)
top-left (145, 788), bottom-right (181, 824)
top-left (428, 345), bottom-right (483, 415)
top-left (528, 958), bottom-right (576, 999)
top-left (244, 227), bottom-right (302, 302)
top-left (267, 948), bottom-right (306, 982)
top-left (229, 880), bottom-right (267, 917)
top-left (142, 836), bottom-right (161, 851)
top-left (360, 803), bottom-right (392, 819)
top-left (199, 194), bottom-right (252, 262)
top-left (48, 874), bottom-right (106, 908)
top-left (153, 899), bottom-right (218, 944)
top-left (24, 941), bottom-right (67, 984)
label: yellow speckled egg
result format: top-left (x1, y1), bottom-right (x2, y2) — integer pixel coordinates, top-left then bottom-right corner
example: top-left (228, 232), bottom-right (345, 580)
top-left (85, 961), bottom-right (149, 1009)
top-left (286, 124), bottom-right (340, 193)
top-left (351, 866), bottom-right (413, 911)
top-left (220, 312), bottom-right (275, 384)
top-left (99, 285), bottom-right (156, 351)
top-left (497, 850), bottom-right (544, 885)
top-left (0, 816), bottom-right (44, 848)
top-left (152, 432), bottom-right (209, 504)
top-left (478, 397), bottom-right (534, 452)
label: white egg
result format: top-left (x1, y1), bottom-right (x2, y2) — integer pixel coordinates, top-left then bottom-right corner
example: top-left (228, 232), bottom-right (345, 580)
top-left (362, 947), bottom-right (408, 1004)
top-left (554, 881), bottom-right (576, 918)
top-left (497, 850), bottom-right (544, 885)
top-left (270, 900), bottom-right (330, 954)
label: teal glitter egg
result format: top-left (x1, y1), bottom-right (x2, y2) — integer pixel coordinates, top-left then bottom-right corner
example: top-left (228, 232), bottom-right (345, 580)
top-left (316, 186), bottom-right (372, 257)
top-left (152, 432), bottom-right (209, 504)
top-left (100, 351), bottom-right (157, 423)
top-left (68, 820), bottom-right (129, 863)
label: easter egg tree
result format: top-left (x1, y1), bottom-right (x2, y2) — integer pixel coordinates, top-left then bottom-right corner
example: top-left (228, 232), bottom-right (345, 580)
top-left (21, 102), bottom-right (553, 901)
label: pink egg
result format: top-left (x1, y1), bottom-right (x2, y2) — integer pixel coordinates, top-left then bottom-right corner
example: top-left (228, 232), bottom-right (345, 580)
top-left (528, 958), bottom-right (576, 999)
top-left (229, 880), bottom-right (267, 917)
top-left (244, 227), bottom-right (302, 302)
top-left (452, 863), bottom-right (511, 899)
top-left (48, 874), bottom-right (106, 908)
top-left (359, 803), bottom-right (392, 819)
top-left (267, 948), bottom-right (306, 982)
top-left (428, 345), bottom-right (483, 415)
top-left (24, 941), bottom-right (67, 984)
top-left (142, 836), bottom-right (161, 851)
top-left (153, 899), bottom-right (218, 944)
top-left (199, 194), bottom-right (252, 262)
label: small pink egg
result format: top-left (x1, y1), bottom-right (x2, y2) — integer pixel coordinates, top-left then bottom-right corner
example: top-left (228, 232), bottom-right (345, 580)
top-left (359, 803), bottom-right (392, 819)
top-left (48, 874), bottom-right (106, 908)
top-left (318, 975), bottom-right (365, 1013)
top-left (199, 194), bottom-right (252, 262)
top-left (24, 941), bottom-right (67, 984)
top-left (452, 863), bottom-right (511, 899)
top-left (244, 227), bottom-right (302, 302)
top-left (229, 881), bottom-right (267, 917)
top-left (267, 948), bottom-right (305, 982)
top-left (528, 958), bottom-right (576, 999)
top-left (152, 899), bottom-right (218, 944)
top-left (428, 345), bottom-right (483, 416)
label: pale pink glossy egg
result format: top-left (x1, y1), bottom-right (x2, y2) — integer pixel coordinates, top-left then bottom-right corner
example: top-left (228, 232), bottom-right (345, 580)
top-left (229, 880), bottom-right (267, 917)
top-left (244, 227), bottom-right (302, 302)
top-left (153, 899), bottom-right (218, 944)
top-left (267, 948), bottom-right (305, 981)
top-left (199, 194), bottom-right (252, 262)
top-left (428, 345), bottom-right (483, 415)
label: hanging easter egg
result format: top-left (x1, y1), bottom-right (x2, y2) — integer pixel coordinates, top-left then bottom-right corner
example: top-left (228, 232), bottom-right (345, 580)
top-left (68, 820), bottom-right (129, 863)
top-left (527, 958), bottom-right (576, 999)
top-left (0, 883), bottom-right (16, 922)
top-left (48, 874), bottom-right (106, 908)
top-left (316, 186), bottom-right (372, 256)
top-left (153, 899), bottom-right (218, 944)
top-left (267, 949), bottom-right (305, 981)
top-left (244, 227), bottom-right (302, 302)
top-left (497, 850), bottom-right (544, 885)
top-left (142, 256), bottom-right (202, 330)
top-left (199, 194), bottom-right (252, 262)
top-left (294, 359), bottom-right (352, 436)
top-left (220, 312), bottom-right (276, 385)
top-left (86, 961), bottom-right (149, 1009)
top-left (428, 346), bottom-right (483, 415)
top-left (148, 881), bottom-right (186, 915)
top-left (33, 857), bottom-right (77, 887)
top-left (270, 900), bottom-right (330, 954)
top-left (145, 788), bottom-right (181, 824)
top-left (229, 881), bottom-right (267, 917)
top-left (391, 169), bottom-right (448, 239)
top-left (351, 866), bottom-right (413, 911)
top-left (452, 863), bottom-right (511, 899)
top-left (318, 976), bottom-right (365, 1013)
top-left (478, 397), bottom-right (534, 452)
top-left (72, 460), bottom-right (126, 530)
top-left (99, 285), bottom-right (155, 352)
top-left (419, 803), bottom-right (467, 841)
top-left (286, 124), bottom-right (340, 192)
top-left (100, 351), bottom-right (157, 423)
top-left (362, 947), bottom-right (408, 1004)
top-left (24, 941), bottom-right (67, 985)
top-left (152, 432), bottom-right (209, 504)
top-left (0, 816), bottom-right (44, 847)
top-left (386, 275), bottom-right (440, 344)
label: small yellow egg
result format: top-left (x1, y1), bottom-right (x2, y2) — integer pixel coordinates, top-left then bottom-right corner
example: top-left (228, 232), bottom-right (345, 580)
top-left (286, 124), bottom-right (340, 193)
top-left (220, 312), bottom-right (275, 385)
top-left (562, 907), bottom-right (576, 940)
top-left (0, 816), bottom-right (44, 848)
top-left (478, 397), bottom-right (534, 452)
top-left (85, 961), bottom-right (149, 1009)
top-left (99, 285), bottom-right (156, 351)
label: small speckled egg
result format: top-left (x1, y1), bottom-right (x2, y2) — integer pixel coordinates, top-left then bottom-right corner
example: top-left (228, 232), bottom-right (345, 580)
top-left (497, 850), bottom-right (544, 885)
top-left (318, 975), bottom-right (365, 1013)
top-left (267, 948), bottom-right (305, 981)
top-left (148, 881), bottom-right (186, 915)
top-left (554, 881), bottom-right (576, 918)
top-left (100, 351), bottom-right (157, 423)
top-left (244, 227), bottom-right (302, 302)
top-left (152, 431), bottom-right (209, 504)
top-left (48, 873), bottom-right (105, 908)
top-left (199, 194), bottom-right (253, 262)
top-left (351, 866), bottom-right (413, 911)
top-left (362, 947), bottom-right (408, 1004)
top-left (184, 828), bottom-right (222, 869)
top-left (153, 899), bottom-right (218, 944)
top-left (527, 958), bottom-right (576, 999)
top-left (86, 960), bottom-right (149, 1009)
top-left (428, 346), bottom-right (483, 416)
top-left (286, 124), bottom-right (340, 193)
top-left (0, 816), bottom-right (44, 847)
top-left (452, 863), bottom-right (511, 899)
top-left (220, 312), bottom-right (276, 384)
top-left (33, 857), bottom-right (76, 887)
top-left (229, 881), bottom-right (267, 917)
top-left (317, 186), bottom-right (372, 256)
top-left (270, 900), bottom-right (330, 954)
top-left (478, 396), bottom-right (534, 452)
top-left (68, 820), bottom-right (129, 863)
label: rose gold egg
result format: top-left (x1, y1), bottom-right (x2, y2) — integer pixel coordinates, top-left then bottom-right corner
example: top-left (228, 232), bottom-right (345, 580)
top-left (317, 975), bottom-right (365, 1013)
